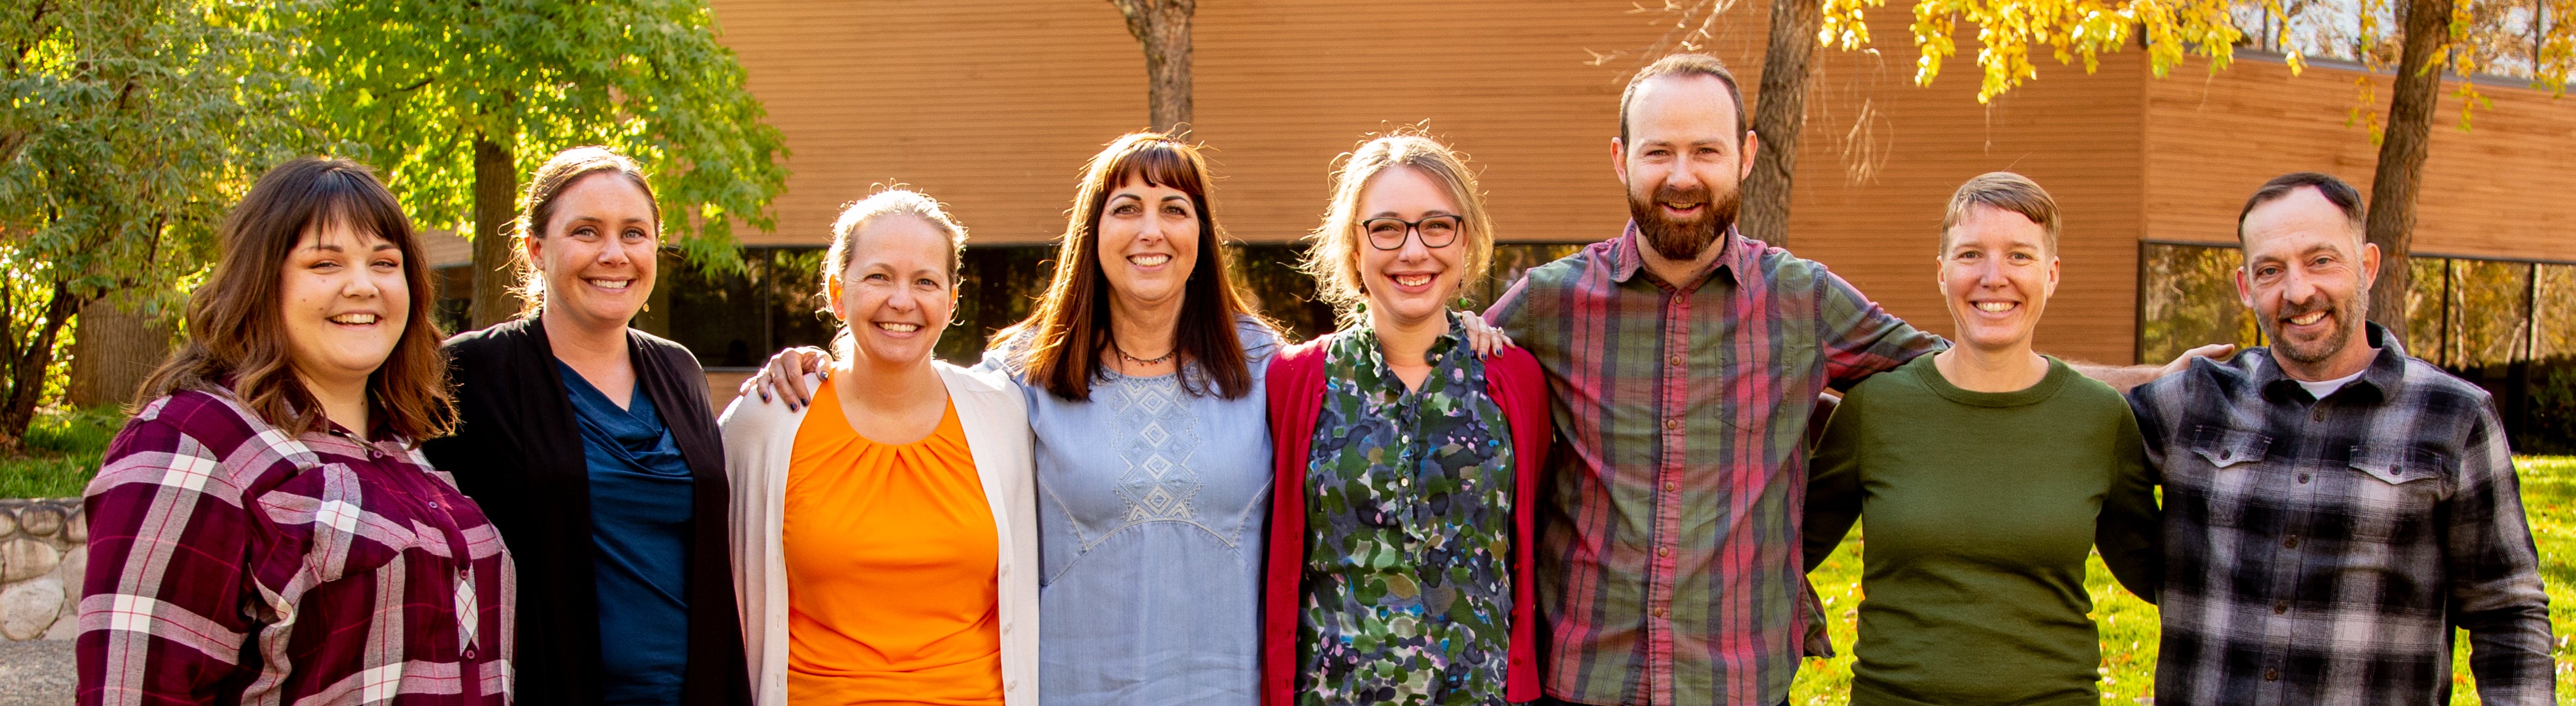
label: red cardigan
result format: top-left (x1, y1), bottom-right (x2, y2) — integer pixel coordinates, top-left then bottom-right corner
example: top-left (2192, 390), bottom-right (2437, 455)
top-left (1261, 334), bottom-right (1553, 706)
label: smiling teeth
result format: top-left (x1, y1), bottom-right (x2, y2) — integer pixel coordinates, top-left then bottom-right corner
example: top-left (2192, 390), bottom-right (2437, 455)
top-left (878, 322), bottom-right (920, 332)
top-left (1393, 274), bottom-right (1433, 287)
top-left (1974, 302), bottom-right (2014, 313)
top-left (330, 314), bottom-right (377, 325)
top-left (2288, 311), bottom-right (2326, 325)
top-left (1131, 254), bottom-right (1171, 266)
top-left (591, 279), bottom-right (629, 290)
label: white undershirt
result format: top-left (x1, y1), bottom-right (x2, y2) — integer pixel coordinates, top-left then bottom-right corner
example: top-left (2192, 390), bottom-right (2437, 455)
top-left (2296, 366), bottom-right (2368, 400)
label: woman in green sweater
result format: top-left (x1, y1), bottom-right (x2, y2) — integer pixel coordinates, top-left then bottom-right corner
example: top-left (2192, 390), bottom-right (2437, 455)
top-left (1803, 171), bottom-right (2162, 706)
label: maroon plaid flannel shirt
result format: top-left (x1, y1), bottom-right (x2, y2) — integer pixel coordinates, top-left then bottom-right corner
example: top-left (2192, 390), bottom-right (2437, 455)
top-left (79, 389), bottom-right (513, 705)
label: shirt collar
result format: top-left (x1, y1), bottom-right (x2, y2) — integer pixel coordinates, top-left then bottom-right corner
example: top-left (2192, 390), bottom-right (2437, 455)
top-left (2255, 321), bottom-right (2408, 404)
top-left (1608, 221), bottom-right (1760, 291)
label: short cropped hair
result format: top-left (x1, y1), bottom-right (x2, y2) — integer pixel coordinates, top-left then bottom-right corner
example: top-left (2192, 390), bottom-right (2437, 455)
top-left (2236, 171), bottom-right (2366, 244)
top-left (1939, 171), bottom-right (2061, 255)
top-left (1619, 53), bottom-right (1749, 146)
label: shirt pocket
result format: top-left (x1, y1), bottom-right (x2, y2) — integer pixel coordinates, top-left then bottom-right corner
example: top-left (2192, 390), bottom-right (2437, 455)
top-left (2342, 445), bottom-right (2448, 541)
top-left (2182, 425), bottom-right (2272, 528)
top-left (258, 462), bottom-right (412, 585)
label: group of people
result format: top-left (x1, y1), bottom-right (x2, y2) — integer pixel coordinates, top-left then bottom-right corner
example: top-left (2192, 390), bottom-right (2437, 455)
top-left (73, 52), bottom-right (2549, 706)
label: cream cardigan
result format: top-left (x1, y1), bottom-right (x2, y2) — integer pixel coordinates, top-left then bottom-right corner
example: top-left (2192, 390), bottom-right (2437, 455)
top-left (718, 362), bottom-right (1039, 706)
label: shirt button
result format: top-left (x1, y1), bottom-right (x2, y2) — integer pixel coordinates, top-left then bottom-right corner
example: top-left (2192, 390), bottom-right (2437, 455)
top-left (1651, 607), bottom-right (1668, 618)
top-left (2312, 408), bottom-right (2325, 422)
top-left (1662, 482), bottom-right (1678, 492)
top-left (1664, 417), bottom-right (1682, 430)
top-left (2284, 535), bottom-right (2299, 549)
top-left (1656, 546), bottom-right (1672, 558)
top-left (2297, 473), bottom-right (2311, 483)
top-left (2265, 669), bottom-right (2279, 681)
top-left (1667, 354), bottom-right (1685, 366)
top-left (464, 648), bottom-right (477, 660)
top-left (2273, 602), bottom-right (2288, 614)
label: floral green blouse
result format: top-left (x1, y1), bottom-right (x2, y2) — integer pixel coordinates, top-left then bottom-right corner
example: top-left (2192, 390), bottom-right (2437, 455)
top-left (1299, 314), bottom-right (1517, 706)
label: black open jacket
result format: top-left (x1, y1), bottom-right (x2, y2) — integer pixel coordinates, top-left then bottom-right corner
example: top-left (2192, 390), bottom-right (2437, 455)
top-left (424, 317), bottom-right (752, 706)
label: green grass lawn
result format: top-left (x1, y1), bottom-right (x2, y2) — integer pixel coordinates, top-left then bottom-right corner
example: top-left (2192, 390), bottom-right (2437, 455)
top-left (0, 405), bottom-right (121, 499)
top-left (1793, 456), bottom-right (2576, 705)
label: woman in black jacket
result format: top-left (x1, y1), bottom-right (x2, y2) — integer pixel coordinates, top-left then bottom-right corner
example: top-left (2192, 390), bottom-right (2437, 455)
top-left (424, 146), bottom-right (751, 706)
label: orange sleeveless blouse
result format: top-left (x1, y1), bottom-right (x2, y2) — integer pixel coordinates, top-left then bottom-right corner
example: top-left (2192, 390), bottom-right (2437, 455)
top-left (782, 379), bottom-right (1002, 706)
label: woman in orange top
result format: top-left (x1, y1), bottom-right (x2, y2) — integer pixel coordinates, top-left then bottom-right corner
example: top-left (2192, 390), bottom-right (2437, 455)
top-left (721, 190), bottom-right (1039, 706)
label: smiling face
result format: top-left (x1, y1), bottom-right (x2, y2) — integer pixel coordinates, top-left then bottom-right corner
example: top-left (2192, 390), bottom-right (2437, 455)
top-left (1095, 175), bottom-right (1201, 310)
top-left (528, 173), bottom-right (658, 332)
top-left (1616, 74), bottom-right (1754, 263)
top-left (279, 219), bottom-right (410, 392)
top-left (1937, 205), bottom-right (2061, 353)
top-left (1355, 165), bottom-right (1468, 332)
top-left (2237, 187), bottom-right (2380, 379)
top-left (830, 215), bottom-right (956, 369)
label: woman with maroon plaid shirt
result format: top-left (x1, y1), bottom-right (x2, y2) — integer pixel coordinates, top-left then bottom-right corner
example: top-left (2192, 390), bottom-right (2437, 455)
top-left (79, 158), bottom-right (512, 705)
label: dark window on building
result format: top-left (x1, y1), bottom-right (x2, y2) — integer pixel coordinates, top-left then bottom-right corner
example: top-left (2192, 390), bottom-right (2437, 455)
top-left (2138, 242), bottom-right (2576, 452)
top-left (432, 265), bottom-right (474, 337)
top-left (664, 247), bottom-right (834, 370)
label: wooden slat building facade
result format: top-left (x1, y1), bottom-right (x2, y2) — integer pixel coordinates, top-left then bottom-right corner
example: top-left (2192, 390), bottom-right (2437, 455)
top-left (696, 0), bottom-right (2576, 371)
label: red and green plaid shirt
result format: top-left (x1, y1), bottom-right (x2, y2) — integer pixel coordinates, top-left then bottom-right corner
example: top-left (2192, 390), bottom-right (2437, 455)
top-left (1486, 226), bottom-right (1941, 705)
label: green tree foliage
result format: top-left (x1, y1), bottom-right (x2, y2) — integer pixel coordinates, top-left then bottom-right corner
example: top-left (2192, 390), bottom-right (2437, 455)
top-left (0, 0), bottom-right (317, 450)
top-left (281, 0), bottom-right (789, 327)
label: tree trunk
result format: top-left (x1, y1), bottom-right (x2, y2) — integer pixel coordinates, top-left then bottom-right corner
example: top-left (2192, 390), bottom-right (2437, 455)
top-left (0, 283), bottom-right (84, 453)
top-left (1108, 0), bottom-right (1195, 134)
top-left (2364, 0), bottom-right (2452, 340)
top-left (1741, 0), bottom-right (1823, 247)
top-left (66, 297), bottom-right (175, 409)
top-left (468, 135), bottom-right (521, 329)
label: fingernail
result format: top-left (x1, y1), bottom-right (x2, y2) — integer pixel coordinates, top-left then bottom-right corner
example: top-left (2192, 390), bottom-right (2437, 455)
top-left (760, 392), bottom-right (771, 402)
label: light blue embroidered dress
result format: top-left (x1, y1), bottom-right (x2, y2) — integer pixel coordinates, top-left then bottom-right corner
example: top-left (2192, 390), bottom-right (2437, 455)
top-left (979, 318), bottom-right (1278, 706)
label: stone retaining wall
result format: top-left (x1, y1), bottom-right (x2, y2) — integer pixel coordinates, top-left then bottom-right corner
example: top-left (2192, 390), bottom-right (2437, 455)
top-left (0, 499), bottom-right (82, 641)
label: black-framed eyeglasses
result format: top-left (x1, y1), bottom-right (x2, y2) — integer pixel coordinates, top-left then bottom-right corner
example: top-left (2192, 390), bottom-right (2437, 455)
top-left (1362, 215), bottom-right (1464, 250)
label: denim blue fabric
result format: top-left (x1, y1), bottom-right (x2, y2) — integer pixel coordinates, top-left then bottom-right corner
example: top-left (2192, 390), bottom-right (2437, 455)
top-left (981, 319), bottom-right (1278, 706)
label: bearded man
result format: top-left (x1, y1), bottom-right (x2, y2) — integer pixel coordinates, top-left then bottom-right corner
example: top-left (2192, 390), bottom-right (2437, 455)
top-left (2127, 172), bottom-right (2553, 706)
top-left (1485, 53), bottom-right (2217, 706)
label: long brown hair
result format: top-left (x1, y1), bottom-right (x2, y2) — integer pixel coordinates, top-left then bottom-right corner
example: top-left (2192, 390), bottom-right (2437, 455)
top-left (510, 146), bottom-right (660, 318)
top-left (1001, 132), bottom-right (1261, 401)
top-left (136, 157), bottom-right (454, 442)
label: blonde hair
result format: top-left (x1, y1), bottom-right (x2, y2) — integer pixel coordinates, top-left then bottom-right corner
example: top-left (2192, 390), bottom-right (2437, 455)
top-left (820, 189), bottom-right (970, 357)
top-left (1940, 171), bottom-right (2061, 256)
top-left (1299, 133), bottom-right (1495, 327)
top-left (511, 146), bottom-right (659, 318)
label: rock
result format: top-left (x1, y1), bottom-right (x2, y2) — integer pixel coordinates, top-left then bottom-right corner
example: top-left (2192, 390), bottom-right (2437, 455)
top-left (0, 577), bottom-right (63, 641)
top-left (0, 540), bottom-right (59, 583)
top-left (39, 604), bottom-right (75, 640)
top-left (62, 507), bottom-right (82, 543)
top-left (0, 509), bottom-right (14, 539)
top-left (16, 507), bottom-right (60, 538)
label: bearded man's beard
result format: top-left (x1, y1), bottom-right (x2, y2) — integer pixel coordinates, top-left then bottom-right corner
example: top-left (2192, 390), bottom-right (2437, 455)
top-left (1628, 181), bottom-right (1740, 262)
top-left (2267, 284), bottom-right (2371, 365)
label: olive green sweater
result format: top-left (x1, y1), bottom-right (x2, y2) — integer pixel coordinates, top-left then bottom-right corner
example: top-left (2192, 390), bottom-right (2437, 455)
top-left (1804, 354), bottom-right (2161, 706)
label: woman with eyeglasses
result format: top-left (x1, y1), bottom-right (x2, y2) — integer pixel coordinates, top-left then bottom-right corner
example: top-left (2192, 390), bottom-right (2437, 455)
top-left (1261, 134), bottom-right (1551, 706)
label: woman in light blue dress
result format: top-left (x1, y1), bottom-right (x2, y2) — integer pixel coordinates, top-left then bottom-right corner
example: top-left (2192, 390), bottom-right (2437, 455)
top-left (976, 133), bottom-right (1276, 705)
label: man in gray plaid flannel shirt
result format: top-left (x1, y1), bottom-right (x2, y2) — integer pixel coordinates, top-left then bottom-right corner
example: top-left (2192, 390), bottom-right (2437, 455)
top-left (2127, 171), bottom-right (2554, 705)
